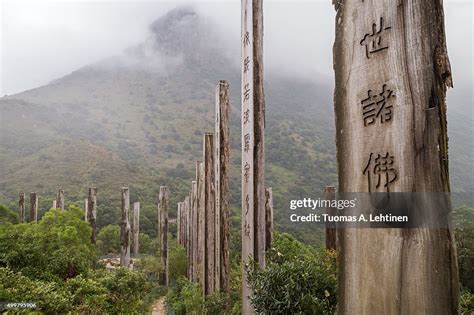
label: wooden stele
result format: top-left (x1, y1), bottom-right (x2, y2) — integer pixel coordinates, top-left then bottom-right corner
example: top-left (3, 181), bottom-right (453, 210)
top-left (120, 187), bottom-right (131, 267)
top-left (29, 192), bottom-right (38, 222)
top-left (265, 187), bottom-right (273, 251)
top-left (184, 196), bottom-right (191, 255)
top-left (19, 193), bottom-right (25, 223)
top-left (191, 180), bottom-right (198, 282)
top-left (158, 186), bottom-right (170, 286)
top-left (333, 0), bottom-right (458, 313)
top-left (185, 194), bottom-right (191, 278)
top-left (215, 80), bottom-right (231, 300)
top-left (324, 186), bottom-right (337, 251)
top-left (132, 202), bottom-right (140, 256)
top-left (87, 188), bottom-right (97, 244)
top-left (177, 202), bottom-right (182, 246)
top-left (197, 161), bottom-right (205, 290)
top-left (241, 0), bottom-right (265, 313)
top-left (84, 198), bottom-right (88, 222)
top-left (204, 133), bottom-right (216, 295)
top-left (56, 189), bottom-right (65, 210)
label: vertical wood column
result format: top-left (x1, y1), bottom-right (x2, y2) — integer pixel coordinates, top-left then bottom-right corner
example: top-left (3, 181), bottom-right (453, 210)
top-left (177, 202), bottom-right (182, 246)
top-left (132, 201), bottom-right (140, 256)
top-left (120, 187), bottom-right (131, 267)
top-left (84, 198), bottom-right (88, 222)
top-left (333, 0), bottom-right (458, 313)
top-left (265, 187), bottom-right (273, 251)
top-left (215, 80), bottom-right (231, 301)
top-left (197, 161), bottom-right (205, 291)
top-left (52, 200), bottom-right (57, 209)
top-left (324, 186), bottom-right (337, 251)
top-left (186, 194), bottom-right (192, 278)
top-left (56, 189), bottom-right (65, 210)
top-left (29, 192), bottom-right (38, 223)
top-left (241, 0), bottom-right (265, 313)
top-left (191, 180), bottom-right (198, 282)
top-left (19, 193), bottom-right (25, 223)
top-left (204, 133), bottom-right (216, 295)
top-left (158, 186), bottom-right (170, 286)
top-left (87, 188), bottom-right (97, 244)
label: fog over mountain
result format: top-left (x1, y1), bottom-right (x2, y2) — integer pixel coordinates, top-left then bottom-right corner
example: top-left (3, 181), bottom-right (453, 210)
top-left (0, 5), bottom-right (472, 240)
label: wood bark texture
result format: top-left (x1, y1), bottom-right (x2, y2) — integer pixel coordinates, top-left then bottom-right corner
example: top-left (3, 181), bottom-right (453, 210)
top-left (333, 0), bottom-right (458, 313)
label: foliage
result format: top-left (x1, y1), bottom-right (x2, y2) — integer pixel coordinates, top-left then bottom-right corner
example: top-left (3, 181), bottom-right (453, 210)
top-left (460, 289), bottom-right (474, 314)
top-left (246, 233), bottom-right (337, 314)
top-left (167, 277), bottom-right (204, 315)
top-left (139, 255), bottom-right (164, 284)
top-left (0, 206), bottom-right (97, 281)
top-left (0, 207), bottom-right (153, 314)
top-left (455, 206), bottom-right (474, 292)
top-left (97, 224), bottom-right (120, 255)
top-left (0, 205), bottom-right (18, 224)
top-left (0, 267), bottom-right (72, 313)
top-left (168, 242), bottom-right (188, 284)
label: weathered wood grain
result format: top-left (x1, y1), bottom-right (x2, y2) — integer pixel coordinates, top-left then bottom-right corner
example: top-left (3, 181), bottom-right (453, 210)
top-left (120, 188), bottom-right (131, 267)
top-left (56, 189), bottom-right (65, 211)
top-left (324, 186), bottom-right (337, 251)
top-left (132, 202), bottom-right (140, 256)
top-left (29, 192), bottom-right (38, 223)
top-left (215, 80), bottom-right (231, 306)
top-left (333, 0), bottom-right (458, 313)
top-left (19, 193), bottom-right (25, 223)
top-left (87, 188), bottom-right (97, 244)
top-left (158, 186), bottom-right (170, 286)
top-left (265, 187), bottom-right (273, 251)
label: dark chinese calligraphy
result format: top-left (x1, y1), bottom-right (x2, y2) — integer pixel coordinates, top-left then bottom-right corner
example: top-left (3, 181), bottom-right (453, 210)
top-left (244, 162), bottom-right (251, 183)
top-left (243, 31), bottom-right (250, 47)
top-left (243, 83), bottom-right (251, 102)
top-left (363, 152), bottom-right (398, 192)
top-left (244, 56), bottom-right (250, 73)
top-left (244, 133), bottom-right (251, 153)
top-left (360, 17), bottom-right (391, 59)
top-left (361, 84), bottom-right (395, 126)
top-left (243, 109), bottom-right (250, 125)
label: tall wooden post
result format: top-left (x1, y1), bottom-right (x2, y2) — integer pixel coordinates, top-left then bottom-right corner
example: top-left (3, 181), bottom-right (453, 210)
top-left (265, 188), bottom-right (273, 251)
top-left (177, 202), bottom-right (184, 246)
top-left (324, 186), bottom-right (337, 251)
top-left (204, 133), bottom-right (216, 295)
top-left (87, 188), bottom-right (97, 244)
top-left (197, 161), bottom-right (205, 290)
top-left (18, 193), bottom-right (25, 223)
top-left (184, 196), bottom-right (190, 252)
top-left (158, 186), bottom-right (169, 286)
top-left (52, 200), bottom-right (57, 209)
top-left (191, 180), bottom-right (198, 282)
top-left (29, 192), bottom-right (38, 222)
top-left (120, 188), bottom-right (131, 267)
top-left (333, 1), bottom-right (458, 313)
top-left (186, 194), bottom-right (192, 279)
top-left (56, 189), bottom-right (65, 210)
top-left (84, 198), bottom-right (88, 222)
top-left (241, 0), bottom-right (265, 313)
top-left (215, 80), bottom-right (231, 300)
top-left (132, 202), bottom-right (140, 256)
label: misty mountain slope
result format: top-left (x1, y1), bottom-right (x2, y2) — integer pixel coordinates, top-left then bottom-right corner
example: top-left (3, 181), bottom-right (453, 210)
top-left (0, 6), bottom-right (470, 244)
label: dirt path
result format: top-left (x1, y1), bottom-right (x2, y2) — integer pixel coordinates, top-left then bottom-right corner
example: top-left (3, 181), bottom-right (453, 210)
top-left (151, 296), bottom-right (166, 315)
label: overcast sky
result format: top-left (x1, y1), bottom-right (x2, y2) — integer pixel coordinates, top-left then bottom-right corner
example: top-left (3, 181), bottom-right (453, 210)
top-left (0, 0), bottom-right (472, 102)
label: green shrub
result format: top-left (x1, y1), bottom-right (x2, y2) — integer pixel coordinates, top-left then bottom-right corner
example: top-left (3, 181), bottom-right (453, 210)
top-left (246, 233), bottom-right (337, 314)
top-left (168, 242), bottom-right (187, 283)
top-left (0, 206), bottom-right (97, 281)
top-left (460, 289), bottom-right (474, 314)
top-left (0, 205), bottom-right (18, 224)
top-left (167, 277), bottom-right (203, 315)
top-left (0, 267), bottom-right (72, 313)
